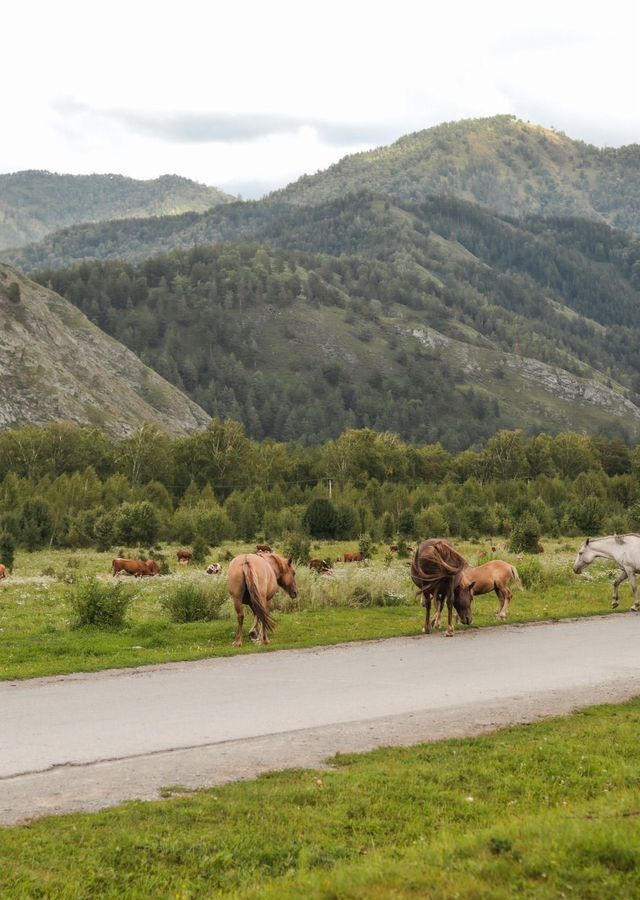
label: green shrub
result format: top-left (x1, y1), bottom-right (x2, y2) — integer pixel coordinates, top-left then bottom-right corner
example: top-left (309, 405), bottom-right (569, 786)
top-left (192, 536), bottom-right (209, 565)
top-left (358, 534), bottom-right (374, 559)
top-left (303, 498), bottom-right (339, 538)
top-left (282, 532), bottom-right (310, 564)
top-left (161, 582), bottom-right (226, 623)
top-left (0, 531), bottom-right (16, 571)
top-left (70, 577), bottom-right (133, 629)
top-left (41, 565), bottom-right (56, 577)
top-left (508, 514), bottom-right (542, 554)
top-left (516, 556), bottom-right (546, 589)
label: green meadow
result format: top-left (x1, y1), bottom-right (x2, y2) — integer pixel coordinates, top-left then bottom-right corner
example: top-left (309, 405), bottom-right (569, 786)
top-left (0, 539), bottom-right (630, 681)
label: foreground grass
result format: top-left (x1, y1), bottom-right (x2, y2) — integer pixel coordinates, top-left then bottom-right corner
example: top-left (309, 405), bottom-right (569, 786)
top-left (2, 700), bottom-right (639, 897)
top-left (0, 539), bottom-right (629, 680)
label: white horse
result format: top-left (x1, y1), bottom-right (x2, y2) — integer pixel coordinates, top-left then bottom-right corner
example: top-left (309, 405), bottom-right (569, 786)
top-left (573, 534), bottom-right (640, 611)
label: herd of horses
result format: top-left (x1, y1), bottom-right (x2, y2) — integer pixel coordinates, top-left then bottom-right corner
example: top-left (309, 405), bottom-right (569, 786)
top-left (109, 533), bottom-right (640, 647)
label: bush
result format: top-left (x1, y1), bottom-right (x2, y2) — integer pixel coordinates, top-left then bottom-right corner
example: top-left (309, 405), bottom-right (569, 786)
top-left (161, 582), bottom-right (226, 623)
top-left (282, 532), bottom-right (310, 564)
top-left (508, 514), bottom-right (542, 554)
top-left (358, 534), bottom-right (374, 559)
top-left (516, 556), bottom-right (546, 589)
top-left (0, 531), bottom-right (16, 571)
top-left (113, 501), bottom-right (160, 545)
top-left (70, 577), bottom-right (133, 629)
top-left (303, 498), bottom-right (339, 538)
top-left (93, 512), bottom-right (115, 551)
top-left (192, 536), bottom-right (209, 565)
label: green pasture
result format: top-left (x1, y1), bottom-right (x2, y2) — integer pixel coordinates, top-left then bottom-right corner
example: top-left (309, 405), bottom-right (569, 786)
top-left (0, 539), bottom-right (632, 681)
top-left (2, 699), bottom-right (639, 897)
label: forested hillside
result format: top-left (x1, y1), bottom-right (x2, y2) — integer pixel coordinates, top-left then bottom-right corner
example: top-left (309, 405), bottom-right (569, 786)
top-left (8, 116), bottom-right (640, 271)
top-left (35, 195), bottom-right (640, 447)
top-left (0, 263), bottom-right (209, 437)
top-left (274, 116), bottom-right (640, 232)
top-left (0, 171), bottom-right (233, 250)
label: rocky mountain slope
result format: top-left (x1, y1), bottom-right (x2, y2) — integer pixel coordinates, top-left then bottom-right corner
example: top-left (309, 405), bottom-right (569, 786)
top-left (0, 171), bottom-right (233, 250)
top-left (0, 263), bottom-right (210, 437)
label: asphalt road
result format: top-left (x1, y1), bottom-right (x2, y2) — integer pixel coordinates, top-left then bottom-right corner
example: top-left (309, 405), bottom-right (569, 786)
top-left (2, 614), bottom-right (640, 825)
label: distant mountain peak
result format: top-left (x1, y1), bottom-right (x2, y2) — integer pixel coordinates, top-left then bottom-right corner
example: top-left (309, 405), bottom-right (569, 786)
top-left (0, 171), bottom-right (234, 250)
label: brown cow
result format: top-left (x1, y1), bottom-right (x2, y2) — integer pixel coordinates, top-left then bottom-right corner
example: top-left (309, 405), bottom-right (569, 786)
top-left (177, 550), bottom-right (193, 563)
top-left (0, 564), bottom-right (6, 579)
top-left (460, 560), bottom-right (523, 620)
top-left (309, 558), bottom-right (332, 573)
top-left (256, 544), bottom-right (273, 553)
top-left (341, 552), bottom-right (365, 563)
top-left (112, 558), bottom-right (159, 577)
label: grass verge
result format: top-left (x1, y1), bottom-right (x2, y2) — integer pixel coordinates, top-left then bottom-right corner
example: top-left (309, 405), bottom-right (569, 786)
top-left (1, 700), bottom-right (639, 897)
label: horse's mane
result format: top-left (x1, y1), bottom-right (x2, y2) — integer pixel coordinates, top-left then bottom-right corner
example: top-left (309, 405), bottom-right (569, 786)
top-left (411, 539), bottom-right (467, 599)
top-left (588, 533), bottom-right (640, 546)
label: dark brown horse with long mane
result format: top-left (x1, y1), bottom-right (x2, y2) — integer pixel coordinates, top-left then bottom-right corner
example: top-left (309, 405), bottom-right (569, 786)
top-left (411, 539), bottom-right (474, 636)
top-left (228, 552), bottom-right (298, 646)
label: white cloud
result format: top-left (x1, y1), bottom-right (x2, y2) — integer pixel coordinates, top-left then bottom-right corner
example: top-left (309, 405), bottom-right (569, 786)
top-left (1, 0), bottom-right (638, 195)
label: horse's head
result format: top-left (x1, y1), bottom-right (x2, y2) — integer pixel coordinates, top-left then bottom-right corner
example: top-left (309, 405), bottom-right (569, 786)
top-left (453, 579), bottom-right (475, 625)
top-left (573, 538), bottom-right (596, 574)
top-left (276, 556), bottom-right (298, 599)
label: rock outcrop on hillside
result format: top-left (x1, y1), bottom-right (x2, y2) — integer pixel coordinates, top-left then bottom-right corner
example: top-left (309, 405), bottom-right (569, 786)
top-left (0, 264), bottom-right (210, 437)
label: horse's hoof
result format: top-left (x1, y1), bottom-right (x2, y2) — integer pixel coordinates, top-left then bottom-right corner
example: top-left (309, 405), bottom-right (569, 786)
top-left (632, 605), bottom-right (640, 612)
top-left (612, 601), bottom-right (619, 609)
top-left (445, 630), bottom-right (454, 637)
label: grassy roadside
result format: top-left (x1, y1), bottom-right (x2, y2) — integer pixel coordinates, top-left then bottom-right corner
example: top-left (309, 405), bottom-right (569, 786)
top-left (0, 539), bottom-right (630, 681)
top-left (2, 700), bottom-right (639, 897)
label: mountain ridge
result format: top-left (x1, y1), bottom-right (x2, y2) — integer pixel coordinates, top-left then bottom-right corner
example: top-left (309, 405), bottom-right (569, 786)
top-left (0, 170), bottom-right (234, 250)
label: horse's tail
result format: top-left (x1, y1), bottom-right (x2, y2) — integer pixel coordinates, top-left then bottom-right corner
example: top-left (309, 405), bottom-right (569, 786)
top-left (242, 558), bottom-right (276, 634)
top-left (511, 565), bottom-right (524, 590)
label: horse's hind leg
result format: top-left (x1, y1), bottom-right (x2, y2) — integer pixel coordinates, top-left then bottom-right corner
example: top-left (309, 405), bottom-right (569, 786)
top-left (612, 570), bottom-right (628, 609)
top-left (232, 598), bottom-right (244, 647)
top-left (497, 585), bottom-right (511, 619)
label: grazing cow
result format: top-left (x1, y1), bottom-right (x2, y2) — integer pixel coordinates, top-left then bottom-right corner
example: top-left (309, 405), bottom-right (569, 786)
top-left (112, 558), bottom-right (159, 577)
top-left (256, 544), bottom-right (272, 553)
top-left (228, 552), bottom-right (298, 646)
top-left (177, 550), bottom-right (193, 563)
top-left (0, 564), bottom-right (6, 579)
top-left (206, 563), bottom-right (222, 575)
top-left (460, 560), bottom-right (523, 620)
top-left (341, 552), bottom-right (365, 563)
top-left (309, 558), bottom-right (332, 573)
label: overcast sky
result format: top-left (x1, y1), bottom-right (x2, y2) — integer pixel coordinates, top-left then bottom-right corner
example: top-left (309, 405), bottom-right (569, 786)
top-left (2, 0), bottom-right (639, 197)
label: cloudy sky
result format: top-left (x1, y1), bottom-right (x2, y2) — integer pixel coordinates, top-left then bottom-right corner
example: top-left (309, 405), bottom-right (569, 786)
top-left (3, 0), bottom-right (639, 197)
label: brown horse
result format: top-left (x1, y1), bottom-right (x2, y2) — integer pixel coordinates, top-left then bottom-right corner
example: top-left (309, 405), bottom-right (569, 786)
top-left (411, 539), bottom-right (474, 636)
top-left (461, 560), bottom-right (523, 619)
top-left (227, 552), bottom-right (298, 647)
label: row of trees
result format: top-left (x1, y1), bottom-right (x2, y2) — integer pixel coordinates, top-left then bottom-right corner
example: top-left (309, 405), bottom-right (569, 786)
top-left (1, 421), bottom-right (640, 554)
